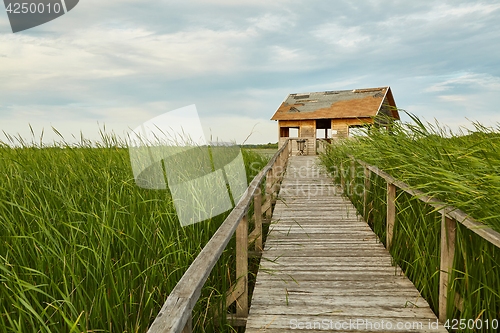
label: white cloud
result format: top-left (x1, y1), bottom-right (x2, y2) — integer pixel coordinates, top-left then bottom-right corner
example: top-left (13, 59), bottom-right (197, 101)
top-left (312, 23), bottom-right (370, 49)
top-left (248, 13), bottom-right (293, 32)
top-left (268, 46), bottom-right (303, 65)
top-left (0, 25), bottom-right (258, 90)
top-left (420, 3), bottom-right (500, 21)
top-left (426, 72), bottom-right (500, 92)
top-left (438, 95), bottom-right (468, 103)
top-left (190, 0), bottom-right (290, 6)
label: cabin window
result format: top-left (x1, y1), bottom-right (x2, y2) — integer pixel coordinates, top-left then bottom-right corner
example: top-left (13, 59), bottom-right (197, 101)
top-left (280, 127), bottom-right (299, 138)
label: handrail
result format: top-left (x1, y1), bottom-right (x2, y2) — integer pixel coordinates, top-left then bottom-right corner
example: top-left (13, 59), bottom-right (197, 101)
top-left (343, 156), bottom-right (500, 323)
top-left (147, 140), bottom-right (291, 333)
top-left (354, 158), bottom-right (500, 248)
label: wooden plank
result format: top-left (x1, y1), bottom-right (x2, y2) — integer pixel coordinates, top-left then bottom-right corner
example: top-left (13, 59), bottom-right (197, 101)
top-left (252, 276), bottom-right (419, 288)
top-left (265, 169), bottom-right (273, 219)
top-left (254, 272), bottom-right (410, 283)
top-left (261, 200), bottom-right (272, 216)
top-left (225, 279), bottom-right (244, 308)
top-left (248, 305), bottom-right (443, 318)
top-left (252, 285), bottom-right (419, 297)
top-left (236, 214), bottom-right (249, 317)
top-left (248, 229), bottom-right (259, 245)
top-left (263, 240), bottom-right (382, 246)
top-left (439, 211), bottom-right (456, 322)
top-left (254, 189), bottom-right (263, 252)
top-left (258, 256), bottom-right (392, 265)
top-left (258, 263), bottom-right (403, 272)
top-left (265, 229), bottom-right (375, 235)
top-left (447, 208), bottom-right (500, 249)
top-left (250, 295), bottom-right (433, 308)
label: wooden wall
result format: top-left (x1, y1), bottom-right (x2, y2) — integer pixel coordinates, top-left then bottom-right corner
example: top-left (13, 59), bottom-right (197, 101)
top-left (277, 118), bottom-right (374, 155)
top-left (278, 120), bottom-right (315, 155)
top-left (331, 118), bottom-right (373, 138)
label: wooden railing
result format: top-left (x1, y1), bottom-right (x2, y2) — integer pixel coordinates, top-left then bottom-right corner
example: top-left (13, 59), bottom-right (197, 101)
top-left (283, 137), bottom-right (311, 156)
top-left (147, 140), bottom-right (292, 333)
top-left (342, 157), bottom-right (500, 322)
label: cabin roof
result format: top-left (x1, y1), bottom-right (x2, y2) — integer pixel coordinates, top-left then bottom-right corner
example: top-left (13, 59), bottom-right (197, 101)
top-left (271, 86), bottom-right (399, 121)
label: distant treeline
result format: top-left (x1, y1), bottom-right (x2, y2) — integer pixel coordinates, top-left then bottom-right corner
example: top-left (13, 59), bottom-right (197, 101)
top-left (241, 143), bottom-right (278, 149)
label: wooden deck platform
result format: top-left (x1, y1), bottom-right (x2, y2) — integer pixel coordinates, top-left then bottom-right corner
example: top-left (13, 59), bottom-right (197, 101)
top-left (245, 156), bottom-right (447, 332)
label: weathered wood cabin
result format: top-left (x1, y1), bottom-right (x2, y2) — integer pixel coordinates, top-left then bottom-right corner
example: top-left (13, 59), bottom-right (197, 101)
top-left (271, 86), bottom-right (399, 155)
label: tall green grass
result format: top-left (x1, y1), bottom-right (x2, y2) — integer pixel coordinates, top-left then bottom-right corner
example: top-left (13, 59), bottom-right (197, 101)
top-left (319, 113), bottom-right (500, 331)
top-left (0, 135), bottom-right (269, 332)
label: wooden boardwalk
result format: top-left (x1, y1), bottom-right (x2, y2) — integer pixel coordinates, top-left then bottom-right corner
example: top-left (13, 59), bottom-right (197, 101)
top-left (245, 156), bottom-right (447, 332)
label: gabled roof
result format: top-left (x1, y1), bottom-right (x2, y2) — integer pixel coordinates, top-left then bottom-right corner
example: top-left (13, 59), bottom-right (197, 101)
top-left (271, 86), bottom-right (399, 121)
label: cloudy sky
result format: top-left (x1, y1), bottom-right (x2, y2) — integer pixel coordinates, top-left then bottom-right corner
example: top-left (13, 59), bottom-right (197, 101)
top-left (1, 0), bottom-right (499, 144)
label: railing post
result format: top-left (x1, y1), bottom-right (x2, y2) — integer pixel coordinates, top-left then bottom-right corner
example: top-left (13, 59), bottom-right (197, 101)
top-left (254, 190), bottom-right (263, 252)
top-left (274, 153), bottom-right (282, 190)
top-left (235, 213), bottom-right (249, 318)
top-left (363, 167), bottom-right (370, 220)
top-left (439, 211), bottom-right (456, 322)
top-left (283, 149), bottom-right (288, 174)
top-left (265, 169), bottom-right (273, 218)
top-left (277, 154), bottom-right (284, 188)
top-left (281, 148), bottom-right (287, 178)
top-left (281, 149), bottom-right (286, 173)
top-left (386, 183), bottom-right (396, 250)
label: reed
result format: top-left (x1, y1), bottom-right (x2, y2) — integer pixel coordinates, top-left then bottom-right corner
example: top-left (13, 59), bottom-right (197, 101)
top-left (0, 133), bottom-right (269, 332)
